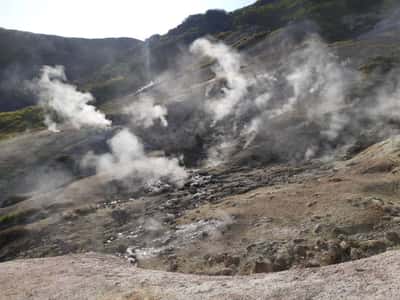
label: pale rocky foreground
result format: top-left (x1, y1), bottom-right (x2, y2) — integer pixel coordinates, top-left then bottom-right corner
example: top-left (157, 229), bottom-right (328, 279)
top-left (1, 251), bottom-right (400, 300)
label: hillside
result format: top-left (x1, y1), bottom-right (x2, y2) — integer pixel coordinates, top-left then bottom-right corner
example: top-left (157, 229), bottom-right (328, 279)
top-left (2, 0), bottom-right (400, 141)
top-left (2, 0), bottom-right (400, 299)
top-left (1, 0), bottom-right (399, 114)
top-left (0, 28), bottom-right (145, 111)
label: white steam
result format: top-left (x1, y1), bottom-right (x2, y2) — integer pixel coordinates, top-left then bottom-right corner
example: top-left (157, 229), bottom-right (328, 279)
top-left (74, 30), bottom-right (400, 179)
top-left (125, 95), bottom-right (168, 128)
top-left (82, 128), bottom-right (187, 185)
top-left (140, 36), bottom-right (358, 166)
top-left (35, 65), bottom-right (111, 130)
top-left (190, 38), bottom-right (248, 122)
top-left (33, 67), bottom-right (184, 187)
top-left (370, 78), bottom-right (400, 122)
top-left (43, 115), bottom-right (60, 133)
top-left (285, 37), bottom-right (355, 140)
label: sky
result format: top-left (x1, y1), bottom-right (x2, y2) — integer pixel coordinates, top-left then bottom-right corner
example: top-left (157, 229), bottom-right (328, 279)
top-left (0, 0), bottom-right (255, 40)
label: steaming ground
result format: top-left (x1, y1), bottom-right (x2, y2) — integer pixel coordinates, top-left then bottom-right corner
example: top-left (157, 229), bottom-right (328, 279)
top-left (2, 132), bottom-right (400, 275)
top-left (2, 23), bottom-right (400, 276)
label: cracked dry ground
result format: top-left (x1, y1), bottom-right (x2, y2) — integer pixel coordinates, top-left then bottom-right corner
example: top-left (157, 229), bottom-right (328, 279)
top-left (2, 136), bottom-right (400, 277)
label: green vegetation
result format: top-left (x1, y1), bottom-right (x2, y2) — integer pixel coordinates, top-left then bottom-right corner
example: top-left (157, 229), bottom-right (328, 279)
top-left (232, 0), bottom-right (393, 41)
top-left (0, 214), bottom-right (18, 226)
top-left (0, 209), bottom-right (42, 230)
top-left (0, 212), bottom-right (24, 230)
top-left (232, 31), bottom-right (269, 50)
top-left (0, 106), bottom-right (45, 141)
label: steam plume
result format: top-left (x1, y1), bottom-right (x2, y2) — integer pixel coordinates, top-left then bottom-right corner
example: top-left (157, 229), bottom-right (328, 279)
top-left (34, 65), bottom-right (111, 131)
top-left (190, 38), bottom-right (248, 122)
top-left (125, 95), bottom-right (168, 128)
top-left (82, 128), bottom-right (187, 185)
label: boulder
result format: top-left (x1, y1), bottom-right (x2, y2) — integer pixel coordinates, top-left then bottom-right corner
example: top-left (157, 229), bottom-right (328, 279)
top-left (385, 232), bottom-right (400, 244)
top-left (273, 251), bottom-right (293, 271)
top-left (359, 240), bottom-right (387, 253)
top-left (350, 248), bottom-right (363, 260)
top-left (293, 245), bottom-right (308, 257)
top-left (224, 255), bottom-right (241, 267)
top-left (253, 259), bottom-right (274, 274)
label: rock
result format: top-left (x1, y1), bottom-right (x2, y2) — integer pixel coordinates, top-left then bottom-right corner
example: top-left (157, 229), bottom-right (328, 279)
top-left (317, 243), bottom-right (341, 266)
top-left (327, 240), bottom-right (343, 261)
top-left (273, 251), bottom-right (292, 271)
top-left (224, 256), bottom-right (241, 267)
top-left (214, 268), bottom-right (234, 276)
top-left (315, 239), bottom-right (328, 251)
top-left (307, 251), bottom-right (315, 258)
top-left (305, 259), bottom-right (320, 268)
top-left (307, 201), bottom-right (318, 208)
top-left (126, 247), bottom-right (137, 258)
top-left (332, 227), bottom-right (347, 236)
top-left (340, 240), bottom-right (350, 251)
top-left (359, 240), bottom-right (387, 253)
top-left (320, 251), bottom-right (338, 266)
top-left (111, 210), bottom-right (130, 225)
top-left (253, 259), bottom-right (274, 274)
top-left (167, 262), bottom-right (178, 272)
top-left (314, 224), bottom-right (323, 234)
top-left (383, 206), bottom-right (399, 216)
top-left (367, 197), bottom-right (384, 207)
top-left (350, 248), bottom-right (363, 260)
top-left (213, 254), bottom-right (226, 264)
top-left (127, 257), bottom-right (137, 264)
top-left (200, 231), bottom-right (209, 239)
top-left (189, 187), bottom-right (197, 194)
top-left (293, 245), bottom-right (308, 257)
top-left (162, 214), bottom-right (175, 223)
top-left (293, 239), bottom-right (305, 244)
top-left (168, 254), bottom-right (177, 260)
top-left (385, 232), bottom-right (400, 244)
top-left (246, 244), bottom-right (257, 252)
top-left (329, 178), bottom-right (343, 183)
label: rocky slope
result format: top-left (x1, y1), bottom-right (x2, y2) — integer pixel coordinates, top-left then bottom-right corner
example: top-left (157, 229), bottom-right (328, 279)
top-left (0, 28), bottom-right (144, 111)
top-left (3, 7), bottom-right (400, 272)
top-left (2, 1), bottom-right (400, 299)
top-left (2, 132), bottom-right (400, 276)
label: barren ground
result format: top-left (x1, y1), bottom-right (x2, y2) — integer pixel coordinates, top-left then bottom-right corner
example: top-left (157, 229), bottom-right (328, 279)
top-left (1, 250), bottom-right (400, 300)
